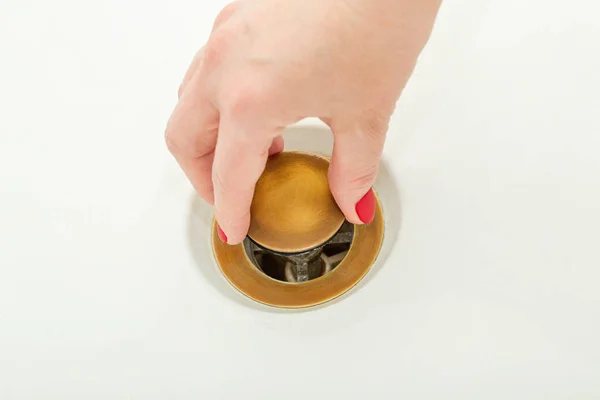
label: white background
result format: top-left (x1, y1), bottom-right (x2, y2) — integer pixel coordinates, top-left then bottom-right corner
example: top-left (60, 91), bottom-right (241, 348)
top-left (1, 0), bottom-right (599, 398)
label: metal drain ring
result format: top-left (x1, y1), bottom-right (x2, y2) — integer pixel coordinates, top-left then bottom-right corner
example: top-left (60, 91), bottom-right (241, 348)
top-left (211, 191), bottom-right (384, 309)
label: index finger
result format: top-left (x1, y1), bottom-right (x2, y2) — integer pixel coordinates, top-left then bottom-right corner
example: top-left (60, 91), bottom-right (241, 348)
top-left (211, 114), bottom-right (282, 244)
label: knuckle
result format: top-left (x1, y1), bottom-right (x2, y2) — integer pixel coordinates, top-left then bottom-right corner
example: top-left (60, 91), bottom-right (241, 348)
top-left (360, 114), bottom-right (389, 141)
top-left (330, 162), bottom-right (378, 194)
top-left (225, 82), bottom-right (274, 121)
top-left (213, 1), bottom-right (239, 28)
top-left (165, 129), bottom-right (213, 159)
top-left (203, 30), bottom-right (233, 69)
top-left (212, 168), bottom-right (229, 195)
top-left (218, 208), bottom-right (250, 232)
top-left (348, 166), bottom-right (378, 189)
top-left (177, 83), bottom-right (187, 99)
top-left (164, 129), bottom-right (182, 155)
top-left (202, 43), bottom-right (220, 70)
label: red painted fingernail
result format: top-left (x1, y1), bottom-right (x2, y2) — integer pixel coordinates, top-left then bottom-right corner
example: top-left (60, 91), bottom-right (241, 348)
top-left (355, 188), bottom-right (376, 224)
top-left (217, 224), bottom-right (228, 243)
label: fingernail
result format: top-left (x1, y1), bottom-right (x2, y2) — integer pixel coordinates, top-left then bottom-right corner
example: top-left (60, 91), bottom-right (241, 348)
top-left (217, 224), bottom-right (228, 243)
top-left (355, 188), bottom-right (376, 224)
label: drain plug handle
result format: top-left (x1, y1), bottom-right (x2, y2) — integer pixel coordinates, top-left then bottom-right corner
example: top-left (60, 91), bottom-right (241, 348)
top-left (284, 247), bottom-right (322, 282)
top-left (294, 262), bottom-right (309, 282)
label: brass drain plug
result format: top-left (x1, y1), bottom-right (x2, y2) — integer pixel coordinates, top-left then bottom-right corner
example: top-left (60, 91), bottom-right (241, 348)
top-left (212, 151), bottom-right (384, 308)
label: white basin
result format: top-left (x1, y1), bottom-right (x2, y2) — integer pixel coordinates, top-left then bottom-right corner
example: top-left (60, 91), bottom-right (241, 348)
top-left (1, 0), bottom-right (599, 398)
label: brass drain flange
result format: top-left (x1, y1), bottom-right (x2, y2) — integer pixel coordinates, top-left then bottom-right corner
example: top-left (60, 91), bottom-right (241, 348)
top-left (211, 152), bottom-right (384, 309)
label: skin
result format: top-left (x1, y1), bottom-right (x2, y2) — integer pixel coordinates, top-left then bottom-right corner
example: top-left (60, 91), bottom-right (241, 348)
top-left (165, 0), bottom-right (441, 244)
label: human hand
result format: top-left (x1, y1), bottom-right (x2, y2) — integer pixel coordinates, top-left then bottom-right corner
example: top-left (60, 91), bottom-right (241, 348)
top-left (165, 0), bottom-right (440, 244)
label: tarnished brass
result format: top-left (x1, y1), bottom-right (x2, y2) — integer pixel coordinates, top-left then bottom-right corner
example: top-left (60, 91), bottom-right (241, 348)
top-left (211, 151), bottom-right (385, 309)
top-left (248, 152), bottom-right (345, 254)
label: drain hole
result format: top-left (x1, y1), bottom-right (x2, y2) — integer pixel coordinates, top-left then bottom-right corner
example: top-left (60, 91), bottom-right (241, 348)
top-left (254, 252), bottom-right (287, 282)
top-left (244, 222), bottom-right (354, 283)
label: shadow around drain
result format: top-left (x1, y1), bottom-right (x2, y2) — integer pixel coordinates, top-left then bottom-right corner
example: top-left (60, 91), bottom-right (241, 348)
top-left (186, 122), bottom-right (402, 313)
top-left (187, 194), bottom-right (273, 312)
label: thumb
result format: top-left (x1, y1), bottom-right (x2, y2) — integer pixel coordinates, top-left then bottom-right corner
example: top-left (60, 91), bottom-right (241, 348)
top-left (328, 117), bottom-right (388, 225)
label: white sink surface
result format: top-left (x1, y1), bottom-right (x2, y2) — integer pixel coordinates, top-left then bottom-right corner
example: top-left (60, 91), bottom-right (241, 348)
top-left (1, 0), bottom-right (599, 398)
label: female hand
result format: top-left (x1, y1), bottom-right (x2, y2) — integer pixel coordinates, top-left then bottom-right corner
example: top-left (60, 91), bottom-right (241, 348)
top-left (165, 0), bottom-right (440, 244)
